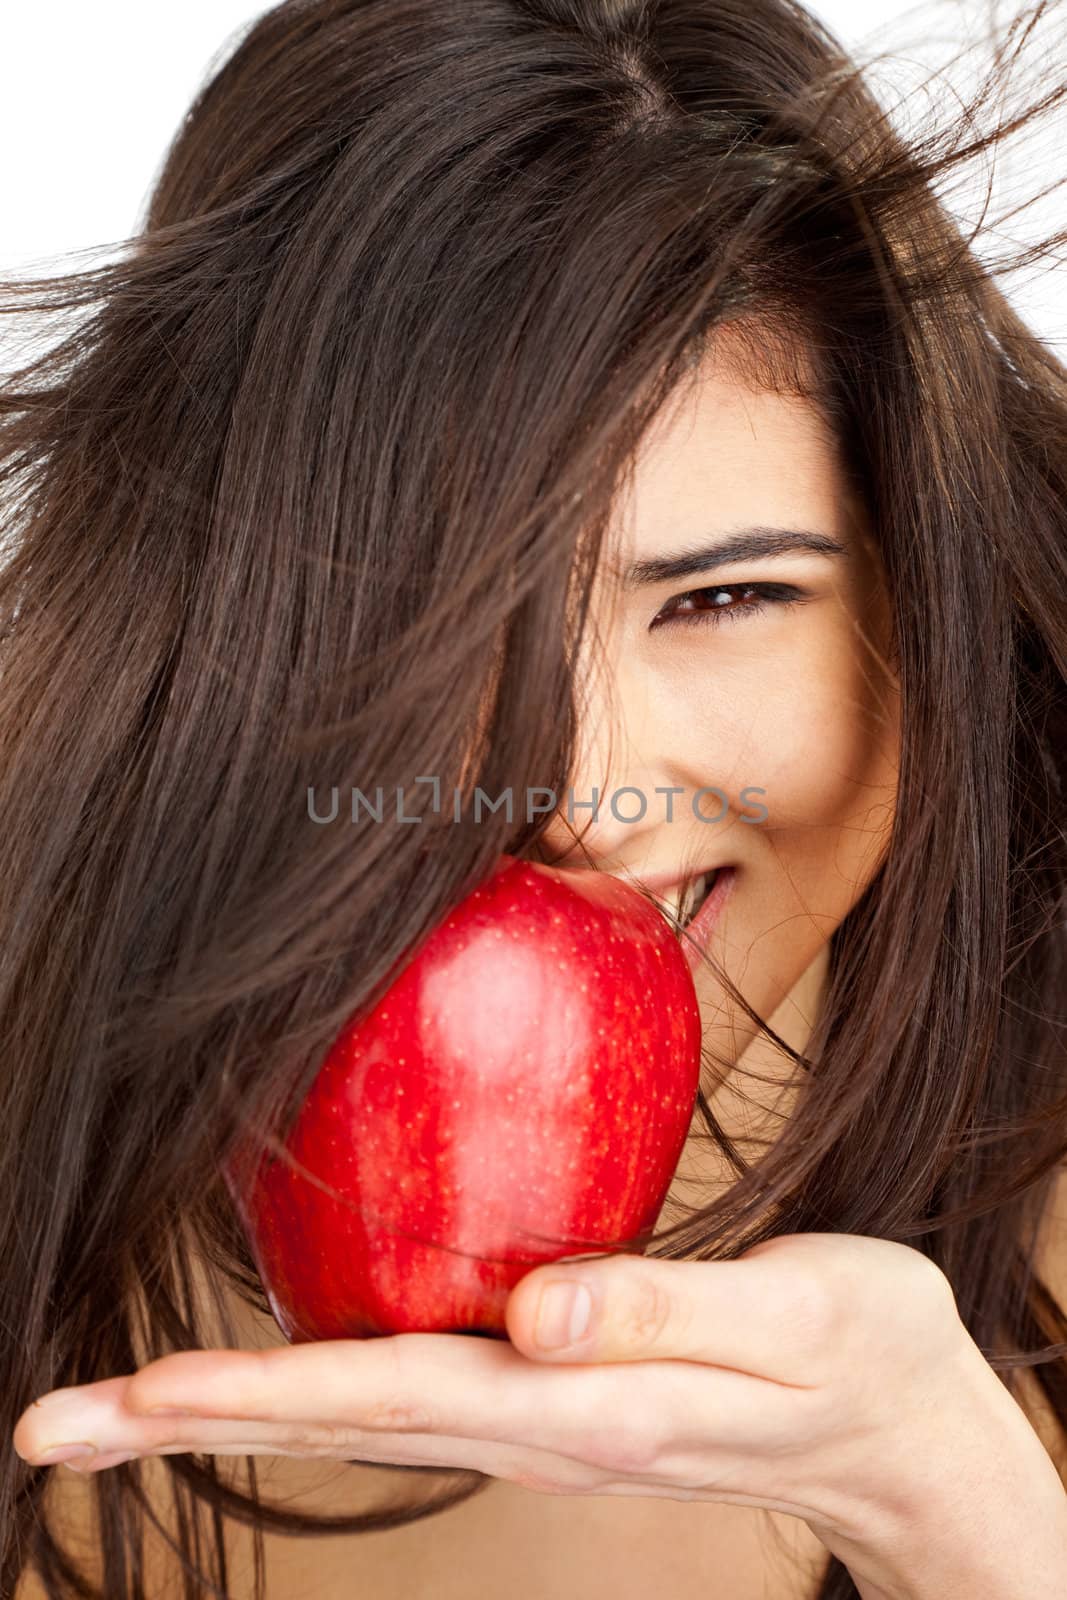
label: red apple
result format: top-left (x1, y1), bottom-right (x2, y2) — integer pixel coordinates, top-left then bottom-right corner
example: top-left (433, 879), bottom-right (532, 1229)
top-left (224, 853), bottom-right (703, 1342)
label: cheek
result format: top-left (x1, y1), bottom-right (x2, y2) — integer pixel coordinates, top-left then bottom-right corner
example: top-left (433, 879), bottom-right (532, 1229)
top-left (677, 625), bottom-right (899, 903)
top-left (745, 632), bottom-right (899, 912)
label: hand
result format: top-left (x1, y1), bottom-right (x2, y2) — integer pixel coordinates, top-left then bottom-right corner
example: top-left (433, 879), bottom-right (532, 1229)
top-left (12, 1232), bottom-right (1066, 1599)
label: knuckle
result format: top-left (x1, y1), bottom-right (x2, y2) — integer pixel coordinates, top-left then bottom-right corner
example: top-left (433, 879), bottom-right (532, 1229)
top-left (902, 1246), bottom-right (955, 1304)
top-left (361, 1338), bottom-right (440, 1433)
top-left (360, 1393), bottom-right (439, 1433)
top-left (302, 1420), bottom-right (369, 1456)
top-left (616, 1270), bottom-right (676, 1352)
top-left (888, 1246), bottom-right (963, 1340)
top-left (583, 1415), bottom-right (663, 1475)
top-left (576, 1379), bottom-right (666, 1475)
top-left (741, 1236), bottom-right (851, 1353)
top-left (745, 1235), bottom-right (964, 1371)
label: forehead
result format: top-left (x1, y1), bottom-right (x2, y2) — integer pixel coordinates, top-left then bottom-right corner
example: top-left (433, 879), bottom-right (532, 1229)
top-left (610, 339), bottom-right (850, 563)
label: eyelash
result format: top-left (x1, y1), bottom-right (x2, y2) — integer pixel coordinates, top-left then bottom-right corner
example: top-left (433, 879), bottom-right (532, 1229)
top-left (650, 581), bottom-right (808, 632)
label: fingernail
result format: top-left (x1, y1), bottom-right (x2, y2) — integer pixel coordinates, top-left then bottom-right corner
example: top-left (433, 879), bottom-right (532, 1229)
top-left (34, 1443), bottom-right (96, 1466)
top-left (534, 1281), bottom-right (592, 1349)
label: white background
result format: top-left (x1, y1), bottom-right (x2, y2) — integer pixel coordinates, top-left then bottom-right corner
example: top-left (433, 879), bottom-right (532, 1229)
top-left (0, 0), bottom-right (1063, 352)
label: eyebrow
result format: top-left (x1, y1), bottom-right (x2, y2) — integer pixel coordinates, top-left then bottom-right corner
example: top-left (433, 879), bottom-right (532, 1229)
top-left (617, 526), bottom-right (848, 588)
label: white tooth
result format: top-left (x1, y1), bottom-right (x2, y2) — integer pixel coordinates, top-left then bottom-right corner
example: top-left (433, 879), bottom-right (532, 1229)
top-left (649, 872), bottom-right (711, 929)
top-left (654, 887), bottom-right (685, 926)
top-left (682, 872), bottom-right (710, 924)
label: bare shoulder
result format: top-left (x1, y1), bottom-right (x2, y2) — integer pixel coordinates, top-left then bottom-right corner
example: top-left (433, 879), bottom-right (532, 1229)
top-left (1014, 1165), bottom-right (1067, 1480)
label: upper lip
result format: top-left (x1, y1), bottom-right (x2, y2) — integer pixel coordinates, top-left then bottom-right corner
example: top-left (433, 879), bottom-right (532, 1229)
top-left (605, 863), bottom-right (727, 895)
top-left (529, 856), bottom-right (729, 924)
top-left (528, 850), bottom-right (729, 897)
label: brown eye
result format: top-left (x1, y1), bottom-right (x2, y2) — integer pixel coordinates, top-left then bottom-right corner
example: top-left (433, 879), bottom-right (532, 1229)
top-left (650, 581), bottom-right (806, 631)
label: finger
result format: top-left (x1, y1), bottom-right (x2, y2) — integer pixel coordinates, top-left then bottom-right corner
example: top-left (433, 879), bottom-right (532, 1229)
top-left (16, 1352), bottom-right (800, 1486)
top-left (52, 1333), bottom-right (619, 1463)
top-left (18, 1384), bottom-right (613, 1496)
top-left (13, 1336), bottom-right (802, 1485)
top-left (504, 1237), bottom-right (843, 1376)
top-left (118, 1334), bottom-right (540, 1431)
top-left (41, 1417), bottom-right (520, 1474)
top-left (79, 1332), bottom-right (725, 1469)
top-left (13, 1377), bottom-right (135, 1462)
top-left (13, 1370), bottom-right (534, 1476)
top-left (14, 1339), bottom-right (590, 1471)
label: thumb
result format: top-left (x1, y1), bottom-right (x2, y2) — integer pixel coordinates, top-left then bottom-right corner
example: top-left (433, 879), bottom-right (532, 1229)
top-left (505, 1256), bottom-right (682, 1362)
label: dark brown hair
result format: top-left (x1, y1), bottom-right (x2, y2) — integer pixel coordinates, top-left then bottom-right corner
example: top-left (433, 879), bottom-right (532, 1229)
top-left (2, 1), bottom-right (1065, 1596)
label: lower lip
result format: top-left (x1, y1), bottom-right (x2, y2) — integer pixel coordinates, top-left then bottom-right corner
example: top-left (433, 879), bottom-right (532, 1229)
top-left (680, 867), bottom-right (736, 967)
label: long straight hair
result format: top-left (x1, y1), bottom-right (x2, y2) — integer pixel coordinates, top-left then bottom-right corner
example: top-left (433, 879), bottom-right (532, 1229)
top-left (2, 2), bottom-right (1065, 1596)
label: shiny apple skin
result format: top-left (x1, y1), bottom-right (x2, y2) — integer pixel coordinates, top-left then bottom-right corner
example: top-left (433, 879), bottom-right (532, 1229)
top-left (225, 854), bottom-right (703, 1342)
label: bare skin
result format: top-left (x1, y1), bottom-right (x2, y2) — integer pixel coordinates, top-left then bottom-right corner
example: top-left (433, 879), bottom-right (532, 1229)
top-left (18, 956), bottom-right (836, 1600)
top-left (15, 342), bottom-right (1067, 1594)
top-left (16, 955), bottom-right (1067, 1599)
top-left (534, 332), bottom-right (900, 1079)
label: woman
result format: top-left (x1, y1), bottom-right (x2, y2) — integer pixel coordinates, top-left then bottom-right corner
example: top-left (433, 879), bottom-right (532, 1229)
top-left (3, 0), bottom-right (1066, 1595)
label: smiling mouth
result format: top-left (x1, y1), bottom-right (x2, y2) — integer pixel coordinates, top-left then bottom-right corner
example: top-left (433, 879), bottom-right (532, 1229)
top-left (645, 869), bottom-right (721, 935)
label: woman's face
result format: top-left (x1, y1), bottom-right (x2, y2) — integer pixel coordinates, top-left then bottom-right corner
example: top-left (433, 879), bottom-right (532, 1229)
top-left (536, 338), bottom-right (901, 1072)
